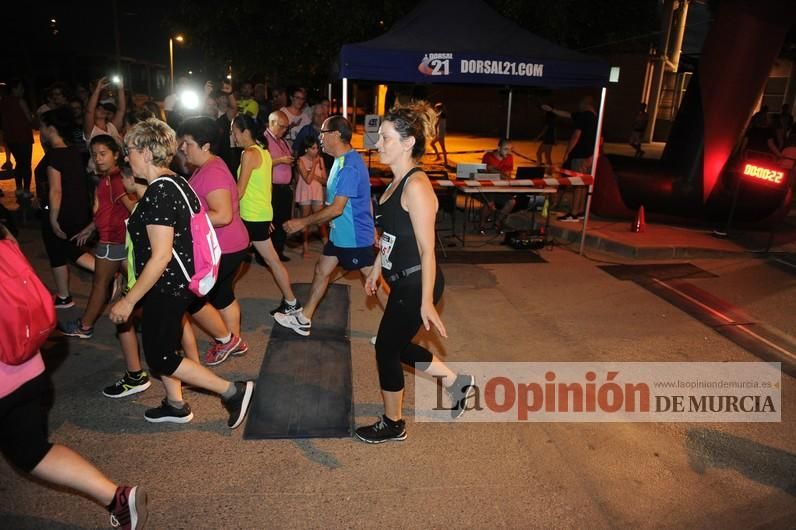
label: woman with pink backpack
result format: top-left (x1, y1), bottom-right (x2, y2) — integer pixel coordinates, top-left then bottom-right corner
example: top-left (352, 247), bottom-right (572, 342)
top-left (108, 118), bottom-right (253, 428)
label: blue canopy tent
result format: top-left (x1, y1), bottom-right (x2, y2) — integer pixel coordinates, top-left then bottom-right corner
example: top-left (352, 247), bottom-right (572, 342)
top-left (338, 0), bottom-right (612, 253)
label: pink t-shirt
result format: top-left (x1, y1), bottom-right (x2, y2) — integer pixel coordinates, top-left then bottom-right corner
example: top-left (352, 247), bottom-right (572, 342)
top-left (189, 157), bottom-right (249, 254)
top-left (0, 352), bottom-right (45, 399)
top-left (265, 129), bottom-right (293, 185)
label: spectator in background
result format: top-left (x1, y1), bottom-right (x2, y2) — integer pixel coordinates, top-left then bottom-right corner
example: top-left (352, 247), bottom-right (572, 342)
top-left (479, 138), bottom-right (516, 233)
top-left (236, 81), bottom-right (259, 118)
top-left (429, 102), bottom-right (448, 166)
top-left (84, 77), bottom-right (125, 147)
top-left (280, 87), bottom-right (310, 146)
top-left (37, 107), bottom-right (95, 309)
top-left (35, 82), bottom-right (68, 120)
top-left (254, 82), bottom-right (269, 123)
top-left (295, 136), bottom-right (328, 256)
top-left (543, 97), bottom-right (598, 222)
top-left (212, 90), bottom-right (240, 175)
top-left (265, 110), bottom-right (295, 261)
top-left (270, 87), bottom-right (287, 118)
top-left (535, 108), bottom-right (556, 168)
top-left (629, 102), bottom-right (648, 158)
top-left (743, 110), bottom-right (781, 160)
top-left (0, 80), bottom-right (35, 199)
top-left (293, 103), bottom-right (331, 168)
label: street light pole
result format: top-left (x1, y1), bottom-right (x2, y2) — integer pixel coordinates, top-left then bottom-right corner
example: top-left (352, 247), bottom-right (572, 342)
top-left (169, 37), bottom-right (174, 93)
top-left (169, 35), bottom-right (184, 93)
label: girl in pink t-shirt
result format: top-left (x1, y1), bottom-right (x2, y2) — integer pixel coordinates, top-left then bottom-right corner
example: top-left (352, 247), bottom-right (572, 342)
top-left (295, 137), bottom-right (328, 256)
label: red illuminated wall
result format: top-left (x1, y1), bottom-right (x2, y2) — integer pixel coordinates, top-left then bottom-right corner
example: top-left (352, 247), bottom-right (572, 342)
top-left (698, 0), bottom-right (795, 202)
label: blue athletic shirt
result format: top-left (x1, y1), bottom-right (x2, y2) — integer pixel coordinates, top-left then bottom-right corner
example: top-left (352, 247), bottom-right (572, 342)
top-left (326, 149), bottom-right (374, 248)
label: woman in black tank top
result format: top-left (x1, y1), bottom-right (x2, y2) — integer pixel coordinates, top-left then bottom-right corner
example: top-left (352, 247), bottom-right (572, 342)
top-left (355, 103), bottom-right (475, 444)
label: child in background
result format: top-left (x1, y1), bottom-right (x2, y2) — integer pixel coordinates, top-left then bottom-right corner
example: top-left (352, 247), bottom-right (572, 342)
top-left (295, 136), bottom-right (328, 257)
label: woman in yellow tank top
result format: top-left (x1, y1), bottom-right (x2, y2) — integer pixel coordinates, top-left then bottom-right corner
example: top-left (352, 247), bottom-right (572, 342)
top-left (232, 115), bottom-right (301, 314)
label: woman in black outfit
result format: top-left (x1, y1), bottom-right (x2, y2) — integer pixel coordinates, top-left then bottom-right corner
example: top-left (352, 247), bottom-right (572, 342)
top-left (37, 107), bottom-right (95, 309)
top-left (355, 102), bottom-right (474, 444)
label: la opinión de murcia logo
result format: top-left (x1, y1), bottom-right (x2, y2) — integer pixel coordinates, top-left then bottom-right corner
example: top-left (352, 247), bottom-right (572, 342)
top-left (415, 363), bottom-right (781, 423)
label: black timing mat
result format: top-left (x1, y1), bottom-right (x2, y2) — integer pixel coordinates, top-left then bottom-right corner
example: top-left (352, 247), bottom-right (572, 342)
top-left (438, 250), bottom-right (546, 264)
top-left (243, 283), bottom-right (353, 439)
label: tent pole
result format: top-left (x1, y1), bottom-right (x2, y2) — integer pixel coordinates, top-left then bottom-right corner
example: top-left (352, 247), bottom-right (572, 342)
top-left (578, 86), bottom-right (607, 256)
top-left (342, 77), bottom-right (348, 120)
top-left (352, 83), bottom-right (358, 129)
top-left (505, 87), bottom-right (513, 139)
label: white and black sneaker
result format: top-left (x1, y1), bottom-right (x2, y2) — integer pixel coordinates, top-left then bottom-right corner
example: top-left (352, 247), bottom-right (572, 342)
top-left (355, 415), bottom-right (407, 444)
top-left (269, 298), bottom-right (303, 316)
top-left (54, 295), bottom-right (75, 309)
top-left (144, 399), bottom-right (194, 423)
top-left (274, 311), bottom-right (311, 336)
top-left (222, 380), bottom-right (254, 429)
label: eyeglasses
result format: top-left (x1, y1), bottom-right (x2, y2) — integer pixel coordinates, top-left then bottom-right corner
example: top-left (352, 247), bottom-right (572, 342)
top-left (123, 145), bottom-right (138, 157)
top-left (319, 129), bottom-right (337, 134)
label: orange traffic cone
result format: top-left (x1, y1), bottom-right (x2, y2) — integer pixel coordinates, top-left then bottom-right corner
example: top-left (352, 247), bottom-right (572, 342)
top-left (631, 205), bottom-right (646, 233)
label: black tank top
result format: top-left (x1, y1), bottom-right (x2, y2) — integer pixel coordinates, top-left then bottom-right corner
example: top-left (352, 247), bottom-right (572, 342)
top-left (376, 167), bottom-right (423, 276)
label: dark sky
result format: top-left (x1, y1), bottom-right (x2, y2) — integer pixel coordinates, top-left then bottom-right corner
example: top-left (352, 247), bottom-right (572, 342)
top-left (3, 1), bottom-right (201, 70)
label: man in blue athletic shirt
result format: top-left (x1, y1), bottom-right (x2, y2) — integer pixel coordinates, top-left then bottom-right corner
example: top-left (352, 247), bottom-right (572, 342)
top-left (275, 115), bottom-right (377, 336)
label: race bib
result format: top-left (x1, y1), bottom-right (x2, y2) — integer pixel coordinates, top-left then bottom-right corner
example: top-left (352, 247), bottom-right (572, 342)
top-left (379, 232), bottom-right (397, 270)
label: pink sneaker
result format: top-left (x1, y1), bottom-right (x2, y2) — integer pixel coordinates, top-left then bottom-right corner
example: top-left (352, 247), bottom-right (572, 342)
top-left (204, 335), bottom-right (243, 366)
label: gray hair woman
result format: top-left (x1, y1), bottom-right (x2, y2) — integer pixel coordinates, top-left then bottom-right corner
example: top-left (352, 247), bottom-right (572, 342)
top-left (109, 118), bottom-right (253, 428)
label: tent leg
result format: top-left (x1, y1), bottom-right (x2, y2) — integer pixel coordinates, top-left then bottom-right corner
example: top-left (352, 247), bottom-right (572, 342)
top-left (505, 87), bottom-right (513, 139)
top-left (342, 77), bottom-right (348, 120)
top-left (579, 86), bottom-right (607, 256)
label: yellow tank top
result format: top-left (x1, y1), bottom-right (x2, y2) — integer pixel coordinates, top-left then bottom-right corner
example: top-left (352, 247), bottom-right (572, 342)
top-left (238, 144), bottom-right (273, 222)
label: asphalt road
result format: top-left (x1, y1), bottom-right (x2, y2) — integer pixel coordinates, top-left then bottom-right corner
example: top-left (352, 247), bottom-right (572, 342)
top-left (0, 224), bottom-right (794, 529)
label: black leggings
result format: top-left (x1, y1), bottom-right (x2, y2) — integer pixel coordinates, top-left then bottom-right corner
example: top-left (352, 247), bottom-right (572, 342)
top-left (142, 289), bottom-right (194, 376)
top-left (0, 373), bottom-right (53, 473)
top-left (8, 142), bottom-right (33, 192)
top-left (271, 184), bottom-right (292, 255)
top-left (374, 269), bottom-right (444, 392)
top-left (187, 249), bottom-right (246, 313)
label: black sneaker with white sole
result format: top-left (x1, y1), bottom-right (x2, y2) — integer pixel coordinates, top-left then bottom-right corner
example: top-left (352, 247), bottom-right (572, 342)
top-left (144, 399), bottom-right (194, 423)
top-left (269, 298), bottom-right (303, 316)
top-left (103, 371), bottom-right (151, 398)
top-left (355, 415), bottom-right (407, 444)
top-left (55, 295), bottom-right (75, 309)
top-left (447, 373), bottom-right (477, 419)
top-left (222, 381), bottom-right (254, 429)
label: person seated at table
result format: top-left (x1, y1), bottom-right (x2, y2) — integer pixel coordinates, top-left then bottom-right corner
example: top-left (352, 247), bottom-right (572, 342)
top-left (478, 138), bottom-right (518, 233)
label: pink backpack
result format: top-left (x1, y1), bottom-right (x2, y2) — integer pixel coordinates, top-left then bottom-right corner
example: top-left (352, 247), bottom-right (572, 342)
top-left (0, 239), bottom-right (56, 365)
top-left (160, 177), bottom-right (221, 297)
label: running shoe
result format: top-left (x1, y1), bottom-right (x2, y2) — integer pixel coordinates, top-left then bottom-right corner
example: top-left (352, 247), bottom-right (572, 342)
top-left (55, 295), bottom-right (75, 309)
top-left (222, 381), bottom-right (254, 429)
top-left (355, 416), bottom-right (407, 444)
top-left (273, 311), bottom-right (311, 336)
top-left (103, 372), bottom-right (151, 398)
top-left (109, 485), bottom-right (148, 530)
top-left (60, 318), bottom-right (94, 339)
top-left (144, 399), bottom-right (193, 423)
top-left (204, 335), bottom-right (243, 366)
